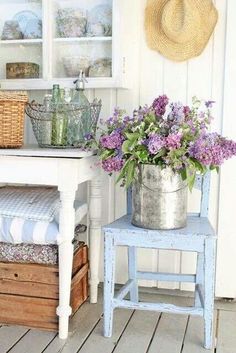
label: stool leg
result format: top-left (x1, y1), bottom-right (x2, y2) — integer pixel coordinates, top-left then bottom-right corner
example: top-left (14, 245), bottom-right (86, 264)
top-left (195, 252), bottom-right (204, 307)
top-left (128, 246), bottom-right (138, 303)
top-left (104, 234), bottom-right (116, 338)
top-left (204, 238), bottom-right (216, 350)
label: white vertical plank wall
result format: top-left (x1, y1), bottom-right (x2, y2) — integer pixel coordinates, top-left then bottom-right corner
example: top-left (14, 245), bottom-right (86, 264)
top-left (215, 0), bottom-right (236, 298)
top-left (25, 0), bottom-right (236, 297)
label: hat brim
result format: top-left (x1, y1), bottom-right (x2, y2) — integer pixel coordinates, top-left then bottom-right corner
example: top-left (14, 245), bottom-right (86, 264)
top-left (145, 0), bottom-right (218, 62)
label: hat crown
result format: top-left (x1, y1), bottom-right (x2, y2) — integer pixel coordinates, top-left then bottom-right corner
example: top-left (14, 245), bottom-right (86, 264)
top-left (145, 0), bottom-right (218, 62)
top-left (161, 0), bottom-right (211, 43)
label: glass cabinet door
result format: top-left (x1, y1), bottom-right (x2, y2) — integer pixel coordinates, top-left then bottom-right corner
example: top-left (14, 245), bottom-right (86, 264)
top-left (0, 0), bottom-right (43, 80)
top-left (0, 0), bottom-right (124, 89)
top-left (51, 0), bottom-right (113, 80)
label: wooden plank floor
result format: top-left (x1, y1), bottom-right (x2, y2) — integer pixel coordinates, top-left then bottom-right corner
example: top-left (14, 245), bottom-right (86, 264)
top-left (0, 290), bottom-right (235, 353)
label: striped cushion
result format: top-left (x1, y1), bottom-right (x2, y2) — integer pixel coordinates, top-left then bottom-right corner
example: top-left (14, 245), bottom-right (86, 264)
top-left (0, 201), bottom-right (88, 245)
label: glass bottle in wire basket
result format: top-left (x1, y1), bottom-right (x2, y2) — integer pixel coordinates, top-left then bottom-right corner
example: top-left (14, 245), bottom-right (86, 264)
top-left (25, 77), bottom-right (102, 148)
top-left (51, 85), bottom-right (69, 146)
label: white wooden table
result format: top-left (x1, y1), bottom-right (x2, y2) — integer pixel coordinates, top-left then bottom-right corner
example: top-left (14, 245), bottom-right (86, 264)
top-left (0, 145), bottom-right (102, 339)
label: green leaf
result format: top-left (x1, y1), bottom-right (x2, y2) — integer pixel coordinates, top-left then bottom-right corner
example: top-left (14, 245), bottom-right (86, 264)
top-left (134, 149), bottom-right (149, 162)
top-left (186, 168), bottom-right (196, 192)
top-left (190, 158), bottom-right (205, 173)
top-left (126, 160), bottom-right (136, 188)
top-left (180, 168), bottom-right (187, 181)
top-left (101, 149), bottom-right (115, 160)
top-left (116, 159), bottom-right (137, 188)
top-left (125, 132), bottom-right (139, 142)
top-left (210, 165), bottom-right (220, 173)
top-left (153, 148), bottom-right (167, 162)
top-left (116, 159), bottom-right (131, 183)
top-left (144, 113), bottom-right (156, 125)
top-left (116, 160), bottom-right (129, 185)
top-left (122, 140), bottom-right (132, 154)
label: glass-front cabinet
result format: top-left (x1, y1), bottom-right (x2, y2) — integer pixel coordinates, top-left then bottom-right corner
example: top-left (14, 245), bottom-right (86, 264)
top-left (0, 0), bottom-right (125, 89)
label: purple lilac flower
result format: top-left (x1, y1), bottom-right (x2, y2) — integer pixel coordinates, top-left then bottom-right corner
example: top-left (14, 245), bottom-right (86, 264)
top-left (84, 133), bottom-right (93, 141)
top-left (134, 105), bottom-right (152, 122)
top-left (102, 156), bottom-right (124, 173)
top-left (106, 108), bottom-right (121, 127)
top-left (147, 134), bottom-right (165, 154)
top-left (221, 138), bottom-right (236, 159)
top-left (115, 148), bottom-right (123, 158)
top-left (100, 131), bottom-right (124, 149)
top-left (152, 95), bottom-right (169, 116)
top-left (168, 102), bottom-right (185, 122)
top-left (205, 100), bottom-right (216, 108)
top-left (187, 121), bottom-right (196, 134)
top-left (170, 124), bottom-right (180, 133)
top-left (183, 106), bottom-right (191, 116)
top-left (165, 133), bottom-right (182, 150)
top-left (123, 115), bottom-right (135, 124)
top-left (189, 133), bottom-right (236, 166)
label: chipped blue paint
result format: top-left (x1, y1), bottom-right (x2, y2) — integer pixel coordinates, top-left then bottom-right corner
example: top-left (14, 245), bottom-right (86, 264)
top-left (103, 173), bottom-right (217, 349)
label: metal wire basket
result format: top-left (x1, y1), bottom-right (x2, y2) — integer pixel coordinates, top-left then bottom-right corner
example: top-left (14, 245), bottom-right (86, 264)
top-left (25, 99), bottom-right (102, 148)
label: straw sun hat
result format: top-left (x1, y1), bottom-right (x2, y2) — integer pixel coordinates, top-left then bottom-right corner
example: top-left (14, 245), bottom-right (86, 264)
top-left (145, 0), bottom-right (218, 61)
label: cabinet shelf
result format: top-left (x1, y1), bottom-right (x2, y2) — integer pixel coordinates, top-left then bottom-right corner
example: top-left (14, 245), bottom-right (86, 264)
top-left (0, 77), bottom-right (121, 90)
top-left (0, 0), bottom-right (128, 89)
top-left (54, 37), bottom-right (112, 43)
top-left (0, 39), bottom-right (43, 45)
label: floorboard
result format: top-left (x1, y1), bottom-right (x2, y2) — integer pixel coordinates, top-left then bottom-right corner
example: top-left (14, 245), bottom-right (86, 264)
top-left (0, 326), bottom-right (29, 353)
top-left (7, 330), bottom-right (56, 353)
top-left (1, 291), bottom-right (235, 353)
top-left (148, 313), bottom-right (188, 353)
top-left (78, 309), bottom-right (133, 353)
top-left (112, 310), bottom-right (160, 353)
top-left (182, 312), bottom-right (217, 353)
top-left (215, 299), bottom-right (236, 312)
top-left (217, 310), bottom-right (236, 353)
top-left (51, 301), bottom-right (103, 353)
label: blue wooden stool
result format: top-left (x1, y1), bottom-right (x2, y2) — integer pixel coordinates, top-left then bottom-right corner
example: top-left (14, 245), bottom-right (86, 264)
top-left (103, 174), bottom-right (217, 350)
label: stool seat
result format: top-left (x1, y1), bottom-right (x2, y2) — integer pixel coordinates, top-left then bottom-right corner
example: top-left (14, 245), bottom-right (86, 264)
top-left (104, 214), bottom-right (215, 239)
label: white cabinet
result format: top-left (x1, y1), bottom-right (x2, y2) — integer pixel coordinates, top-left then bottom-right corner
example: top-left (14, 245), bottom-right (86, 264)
top-left (0, 0), bottom-right (126, 90)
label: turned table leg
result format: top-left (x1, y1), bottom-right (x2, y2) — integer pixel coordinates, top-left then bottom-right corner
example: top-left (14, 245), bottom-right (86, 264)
top-left (57, 189), bottom-right (76, 339)
top-left (89, 178), bottom-right (102, 303)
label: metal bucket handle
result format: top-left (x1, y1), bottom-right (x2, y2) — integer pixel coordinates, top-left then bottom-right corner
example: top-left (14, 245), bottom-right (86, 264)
top-left (139, 182), bottom-right (187, 194)
top-left (137, 170), bottom-right (186, 194)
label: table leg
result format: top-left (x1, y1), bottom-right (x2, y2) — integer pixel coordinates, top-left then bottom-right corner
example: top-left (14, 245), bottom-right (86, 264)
top-left (57, 189), bottom-right (76, 339)
top-left (89, 178), bottom-right (102, 303)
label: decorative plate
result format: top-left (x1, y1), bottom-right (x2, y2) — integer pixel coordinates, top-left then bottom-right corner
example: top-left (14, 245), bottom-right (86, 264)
top-left (13, 10), bottom-right (42, 39)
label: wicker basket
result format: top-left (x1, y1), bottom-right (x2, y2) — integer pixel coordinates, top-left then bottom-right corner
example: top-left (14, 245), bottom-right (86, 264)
top-left (0, 91), bottom-right (28, 148)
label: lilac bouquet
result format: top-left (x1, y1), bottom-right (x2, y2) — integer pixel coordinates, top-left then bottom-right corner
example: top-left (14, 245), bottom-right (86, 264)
top-left (87, 95), bottom-right (236, 189)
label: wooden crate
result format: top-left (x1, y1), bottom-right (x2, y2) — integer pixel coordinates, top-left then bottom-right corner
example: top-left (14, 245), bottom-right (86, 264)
top-left (0, 243), bottom-right (88, 331)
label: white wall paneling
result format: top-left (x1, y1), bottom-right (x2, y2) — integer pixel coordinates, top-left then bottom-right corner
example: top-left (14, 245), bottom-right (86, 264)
top-left (24, 0), bottom-right (236, 297)
top-left (216, 0), bottom-right (236, 298)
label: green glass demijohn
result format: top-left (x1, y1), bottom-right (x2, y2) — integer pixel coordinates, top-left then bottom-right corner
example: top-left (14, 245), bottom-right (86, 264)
top-left (71, 70), bottom-right (91, 143)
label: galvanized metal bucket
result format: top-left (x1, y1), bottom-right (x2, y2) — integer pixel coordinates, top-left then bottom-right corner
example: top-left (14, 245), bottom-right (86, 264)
top-left (132, 165), bottom-right (188, 230)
